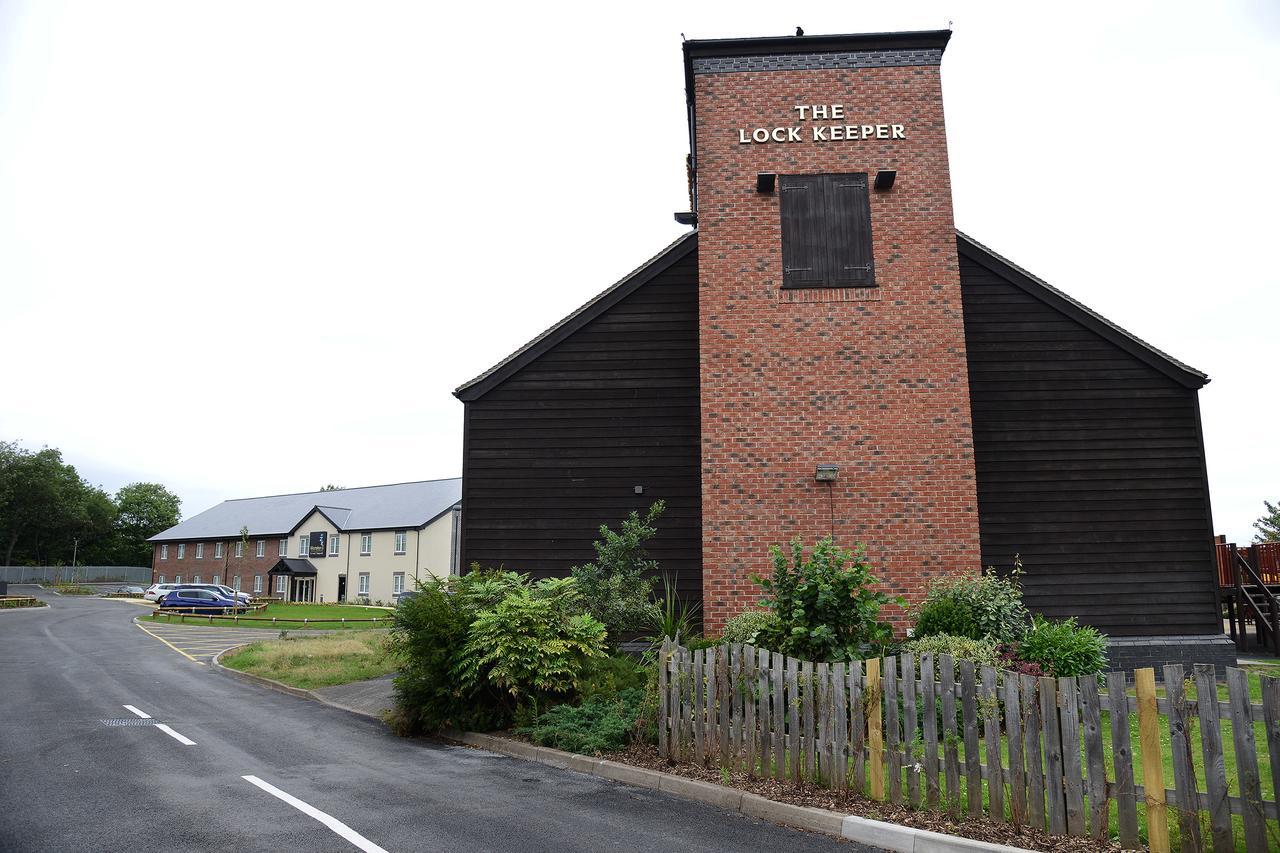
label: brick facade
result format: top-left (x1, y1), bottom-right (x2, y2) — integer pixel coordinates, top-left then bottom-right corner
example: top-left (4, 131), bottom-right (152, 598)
top-left (692, 44), bottom-right (981, 631)
top-left (152, 538), bottom-right (283, 595)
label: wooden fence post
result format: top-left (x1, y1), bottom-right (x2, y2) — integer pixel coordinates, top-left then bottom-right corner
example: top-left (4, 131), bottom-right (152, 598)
top-left (902, 654), bottom-right (919, 808)
top-left (658, 638), bottom-right (669, 759)
top-left (1226, 666), bottom-right (1267, 852)
top-left (1192, 664), bottom-right (1232, 852)
top-left (849, 658), bottom-right (865, 794)
top-left (758, 647), bottom-right (771, 778)
top-left (884, 656), bottom-right (901, 802)
top-left (772, 651), bottom-right (785, 781)
top-left (1078, 674), bottom-right (1108, 840)
top-left (833, 660), bottom-right (848, 791)
top-left (867, 657), bottom-right (883, 800)
top-left (1002, 670), bottom-right (1025, 828)
top-left (921, 653), bottom-right (940, 809)
top-left (979, 665), bottom-right (1003, 823)
top-left (787, 656), bottom-right (800, 782)
top-left (1058, 677), bottom-right (1085, 836)
top-left (1162, 664), bottom-right (1202, 852)
top-left (959, 660), bottom-right (982, 817)
top-left (1135, 667), bottom-right (1170, 853)
top-left (1106, 671), bottom-right (1140, 849)
top-left (941, 655), bottom-right (961, 818)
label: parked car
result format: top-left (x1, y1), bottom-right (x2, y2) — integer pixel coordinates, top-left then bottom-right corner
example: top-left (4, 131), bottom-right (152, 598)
top-left (396, 590), bottom-right (421, 606)
top-left (113, 585), bottom-right (146, 596)
top-left (156, 588), bottom-right (243, 612)
top-left (144, 583), bottom-right (179, 603)
top-left (173, 583), bottom-right (253, 605)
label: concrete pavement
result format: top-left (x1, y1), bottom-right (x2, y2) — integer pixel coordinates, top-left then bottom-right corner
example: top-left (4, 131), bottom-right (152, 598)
top-left (0, 587), bottom-right (875, 852)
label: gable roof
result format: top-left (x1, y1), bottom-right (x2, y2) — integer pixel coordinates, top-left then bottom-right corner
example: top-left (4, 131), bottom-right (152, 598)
top-left (453, 230), bottom-right (698, 402)
top-left (148, 478), bottom-right (462, 542)
top-left (956, 231), bottom-right (1208, 389)
top-left (454, 230), bottom-right (1208, 401)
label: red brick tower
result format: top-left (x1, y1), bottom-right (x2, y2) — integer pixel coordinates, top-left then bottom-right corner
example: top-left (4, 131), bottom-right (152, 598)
top-left (684, 31), bottom-right (981, 631)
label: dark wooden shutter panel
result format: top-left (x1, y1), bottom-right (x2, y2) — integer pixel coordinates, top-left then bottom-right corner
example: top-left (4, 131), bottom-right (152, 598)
top-left (780, 174), bottom-right (826, 287)
top-left (826, 175), bottom-right (875, 287)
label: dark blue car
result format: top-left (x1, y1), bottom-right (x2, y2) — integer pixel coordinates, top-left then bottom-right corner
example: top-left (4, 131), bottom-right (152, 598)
top-left (156, 587), bottom-right (242, 612)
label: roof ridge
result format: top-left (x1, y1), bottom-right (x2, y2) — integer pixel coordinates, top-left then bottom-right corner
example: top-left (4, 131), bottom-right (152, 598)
top-left (956, 230), bottom-right (1208, 387)
top-left (454, 230), bottom-right (697, 400)
top-left (221, 476), bottom-right (463, 503)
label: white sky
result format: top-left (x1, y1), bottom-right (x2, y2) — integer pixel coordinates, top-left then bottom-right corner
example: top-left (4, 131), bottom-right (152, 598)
top-left (1, 1), bottom-right (1276, 544)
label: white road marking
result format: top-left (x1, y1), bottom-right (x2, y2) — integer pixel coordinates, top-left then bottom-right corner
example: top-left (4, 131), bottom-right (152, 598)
top-left (242, 775), bottom-right (390, 853)
top-left (123, 704), bottom-right (151, 719)
top-left (155, 723), bottom-right (197, 745)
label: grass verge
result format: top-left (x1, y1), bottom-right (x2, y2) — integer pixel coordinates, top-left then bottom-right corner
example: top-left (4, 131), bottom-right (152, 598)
top-left (219, 632), bottom-right (399, 690)
top-left (147, 602), bottom-right (394, 630)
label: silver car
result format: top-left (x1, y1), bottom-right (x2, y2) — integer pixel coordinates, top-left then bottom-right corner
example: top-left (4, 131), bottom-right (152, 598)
top-left (143, 583), bottom-right (179, 603)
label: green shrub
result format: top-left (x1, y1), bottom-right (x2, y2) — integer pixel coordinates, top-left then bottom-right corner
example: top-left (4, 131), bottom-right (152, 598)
top-left (645, 574), bottom-right (701, 646)
top-left (754, 537), bottom-right (898, 662)
top-left (519, 688), bottom-right (648, 755)
top-left (900, 633), bottom-right (1001, 667)
top-left (454, 576), bottom-right (607, 717)
top-left (719, 609), bottom-right (778, 645)
top-left (1014, 615), bottom-right (1108, 678)
top-left (576, 654), bottom-right (652, 702)
top-left (388, 570), bottom-right (519, 735)
top-left (912, 566), bottom-right (1030, 643)
top-left (570, 502), bottom-right (665, 647)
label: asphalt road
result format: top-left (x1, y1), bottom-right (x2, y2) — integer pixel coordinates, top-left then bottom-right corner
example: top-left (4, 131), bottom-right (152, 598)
top-left (0, 588), bottom-right (871, 852)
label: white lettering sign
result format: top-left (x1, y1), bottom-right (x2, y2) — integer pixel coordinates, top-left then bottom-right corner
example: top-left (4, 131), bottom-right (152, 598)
top-left (738, 104), bottom-right (906, 144)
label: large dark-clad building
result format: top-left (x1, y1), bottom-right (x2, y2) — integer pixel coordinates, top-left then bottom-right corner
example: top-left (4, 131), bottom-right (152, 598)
top-left (454, 30), bottom-right (1231, 670)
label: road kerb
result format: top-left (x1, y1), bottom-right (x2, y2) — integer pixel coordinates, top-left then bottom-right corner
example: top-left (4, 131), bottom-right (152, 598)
top-left (210, 674), bottom-right (1034, 853)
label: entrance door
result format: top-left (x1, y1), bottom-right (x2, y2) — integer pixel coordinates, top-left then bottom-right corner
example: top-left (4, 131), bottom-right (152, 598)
top-left (337, 575), bottom-right (347, 603)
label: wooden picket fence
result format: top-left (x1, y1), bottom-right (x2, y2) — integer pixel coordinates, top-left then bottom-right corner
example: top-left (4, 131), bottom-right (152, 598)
top-left (658, 639), bottom-right (1280, 852)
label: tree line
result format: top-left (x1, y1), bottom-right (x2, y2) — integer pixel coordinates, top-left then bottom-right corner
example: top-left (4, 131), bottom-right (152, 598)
top-left (0, 440), bottom-right (181, 567)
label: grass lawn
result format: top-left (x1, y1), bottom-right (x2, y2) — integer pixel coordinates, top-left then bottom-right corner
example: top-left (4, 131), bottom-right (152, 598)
top-left (219, 632), bottom-right (399, 690)
top-left (148, 602), bottom-right (394, 630)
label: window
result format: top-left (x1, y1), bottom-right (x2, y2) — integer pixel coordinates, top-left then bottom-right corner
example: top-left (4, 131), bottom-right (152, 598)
top-left (234, 540), bottom-right (243, 558)
top-left (214, 542), bottom-right (224, 559)
top-left (393, 573), bottom-right (405, 596)
top-left (256, 539), bottom-right (265, 558)
top-left (329, 534), bottom-right (340, 557)
top-left (194, 575), bottom-right (201, 584)
top-left (158, 574), bottom-right (165, 584)
top-left (358, 573), bottom-right (370, 595)
top-left (161, 545), bottom-right (168, 560)
top-left (279, 538), bottom-right (287, 557)
top-left (779, 173), bottom-right (875, 289)
top-left (177, 544), bottom-right (185, 559)
top-left (195, 543), bottom-right (204, 559)
top-left (175, 574), bottom-right (182, 584)
top-left (360, 533), bottom-right (372, 555)
top-left (275, 575), bottom-right (286, 594)
top-left (212, 574), bottom-right (221, 585)
top-left (394, 531), bottom-right (407, 554)
top-left (254, 575), bottom-right (262, 593)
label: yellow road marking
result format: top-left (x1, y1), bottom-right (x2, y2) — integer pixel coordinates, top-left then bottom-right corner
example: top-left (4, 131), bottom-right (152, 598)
top-left (135, 620), bottom-right (201, 662)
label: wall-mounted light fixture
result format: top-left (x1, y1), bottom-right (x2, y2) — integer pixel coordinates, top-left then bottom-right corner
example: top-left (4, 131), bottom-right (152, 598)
top-left (633, 485), bottom-right (645, 495)
top-left (874, 170), bottom-right (897, 192)
top-left (673, 211), bottom-right (698, 226)
top-left (756, 172), bottom-right (777, 194)
top-left (815, 463), bottom-right (839, 482)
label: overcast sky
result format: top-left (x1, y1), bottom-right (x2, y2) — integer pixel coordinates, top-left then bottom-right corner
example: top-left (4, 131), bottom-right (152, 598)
top-left (1, 1), bottom-right (1276, 544)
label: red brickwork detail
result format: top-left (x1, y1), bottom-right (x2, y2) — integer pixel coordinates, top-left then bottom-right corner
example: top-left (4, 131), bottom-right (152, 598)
top-left (152, 539), bottom-right (281, 594)
top-left (694, 64), bottom-right (981, 633)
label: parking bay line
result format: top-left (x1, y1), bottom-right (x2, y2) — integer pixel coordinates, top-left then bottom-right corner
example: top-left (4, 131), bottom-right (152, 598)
top-left (242, 775), bottom-right (390, 853)
top-left (123, 704), bottom-right (151, 719)
top-left (135, 620), bottom-right (201, 662)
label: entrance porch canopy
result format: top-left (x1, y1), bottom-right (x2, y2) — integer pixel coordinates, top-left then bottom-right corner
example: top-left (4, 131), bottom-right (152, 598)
top-left (268, 558), bottom-right (317, 577)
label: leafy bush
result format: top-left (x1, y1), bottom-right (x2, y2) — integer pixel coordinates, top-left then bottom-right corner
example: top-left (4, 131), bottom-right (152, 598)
top-left (719, 609), bottom-right (778, 645)
top-left (754, 537), bottom-right (898, 662)
top-left (570, 501), bottom-right (665, 647)
top-left (454, 576), bottom-right (607, 717)
top-left (520, 688), bottom-right (648, 755)
top-left (900, 633), bottom-right (1001, 667)
top-left (1014, 615), bottom-right (1108, 678)
top-left (576, 654), bottom-right (652, 702)
top-left (912, 565), bottom-right (1030, 643)
top-left (388, 570), bottom-right (518, 735)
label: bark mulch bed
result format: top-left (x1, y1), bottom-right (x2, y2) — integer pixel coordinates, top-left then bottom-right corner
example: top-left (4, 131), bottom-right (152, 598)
top-left (605, 743), bottom-right (1125, 853)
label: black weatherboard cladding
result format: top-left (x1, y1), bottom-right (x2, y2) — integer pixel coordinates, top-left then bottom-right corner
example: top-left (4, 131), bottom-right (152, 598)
top-left (958, 238), bottom-right (1218, 636)
top-left (458, 249), bottom-right (702, 599)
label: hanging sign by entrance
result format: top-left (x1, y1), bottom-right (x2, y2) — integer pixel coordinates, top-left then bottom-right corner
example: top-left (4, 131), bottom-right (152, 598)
top-left (737, 104), bottom-right (905, 144)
